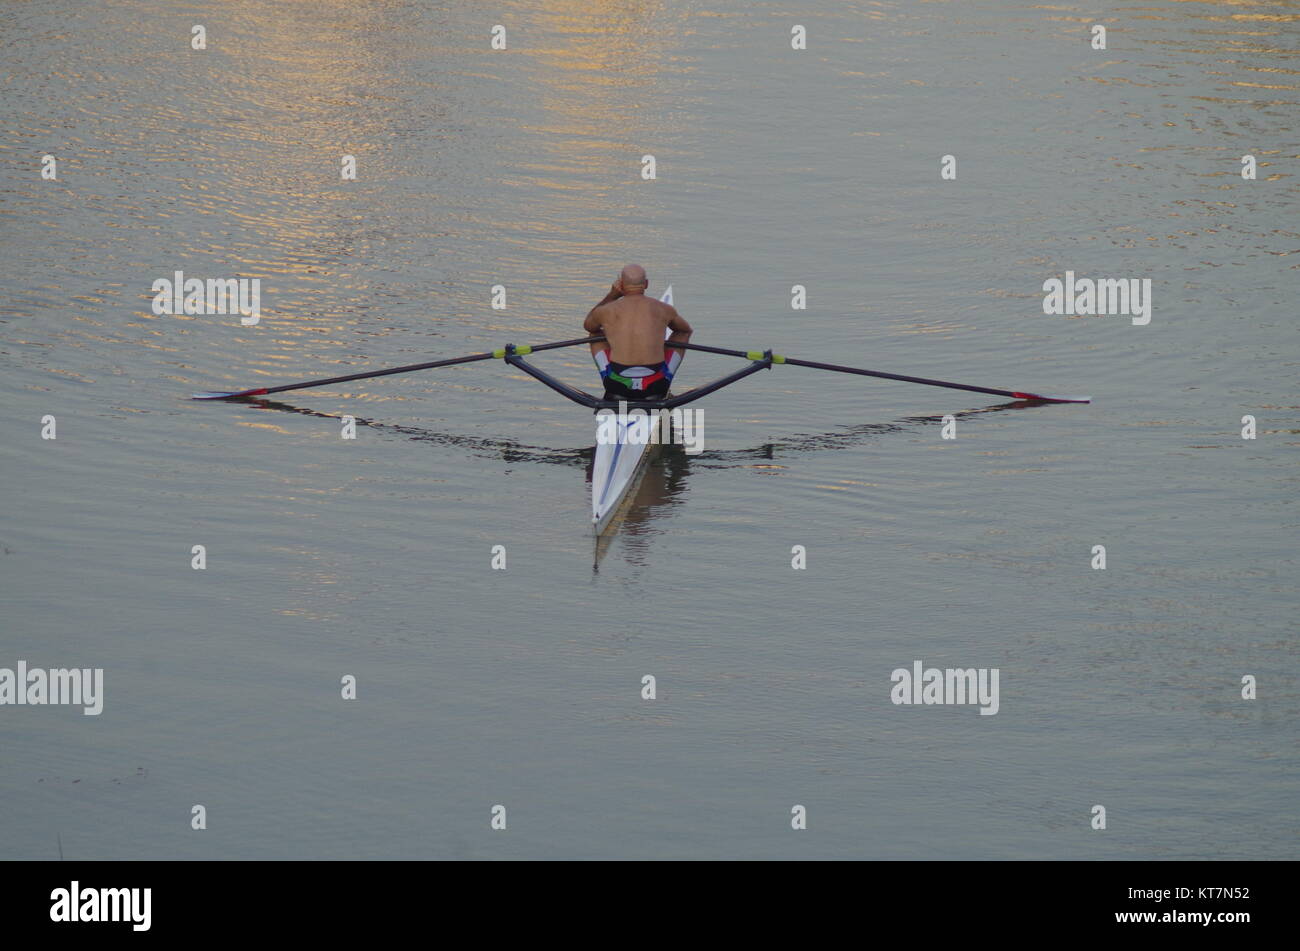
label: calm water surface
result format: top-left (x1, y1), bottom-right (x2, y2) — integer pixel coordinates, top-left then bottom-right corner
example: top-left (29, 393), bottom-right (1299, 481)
top-left (1, 0), bottom-right (1296, 859)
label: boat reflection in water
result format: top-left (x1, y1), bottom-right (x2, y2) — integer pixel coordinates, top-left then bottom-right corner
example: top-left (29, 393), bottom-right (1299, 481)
top-left (236, 394), bottom-right (1042, 570)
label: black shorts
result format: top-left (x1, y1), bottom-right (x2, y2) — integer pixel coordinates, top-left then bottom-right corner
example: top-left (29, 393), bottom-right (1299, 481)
top-left (602, 360), bottom-right (672, 401)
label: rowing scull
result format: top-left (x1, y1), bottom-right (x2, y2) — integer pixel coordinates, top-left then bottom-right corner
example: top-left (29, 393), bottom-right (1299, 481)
top-left (191, 297), bottom-right (1089, 533)
top-left (590, 285), bottom-right (675, 535)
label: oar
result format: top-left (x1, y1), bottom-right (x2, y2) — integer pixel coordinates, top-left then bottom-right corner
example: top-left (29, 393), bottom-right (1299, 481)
top-left (192, 333), bottom-right (1088, 405)
top-left (190, 335), bottom-right (603, 400)
top-left (649, 341), bottom-right (1090, 404)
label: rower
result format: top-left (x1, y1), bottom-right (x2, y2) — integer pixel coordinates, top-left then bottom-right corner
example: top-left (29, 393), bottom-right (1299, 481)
top-left (584, 264), bottom-right (693, 401)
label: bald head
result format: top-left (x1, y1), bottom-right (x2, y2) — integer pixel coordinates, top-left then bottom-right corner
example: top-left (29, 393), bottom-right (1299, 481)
top-left (619, 264), bottom-right (648, 294)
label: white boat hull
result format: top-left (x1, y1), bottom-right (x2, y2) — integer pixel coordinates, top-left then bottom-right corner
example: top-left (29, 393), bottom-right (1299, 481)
top-left (592, 411), bottom-right (663, 534)
top-left (591, 285), bottom-right (674, 535)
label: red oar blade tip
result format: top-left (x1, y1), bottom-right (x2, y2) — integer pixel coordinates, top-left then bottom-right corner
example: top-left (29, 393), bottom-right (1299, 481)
top-left (1012, 392), bottom-right (1091, 404)
top-left (190, 388), bottom-right (269, 400)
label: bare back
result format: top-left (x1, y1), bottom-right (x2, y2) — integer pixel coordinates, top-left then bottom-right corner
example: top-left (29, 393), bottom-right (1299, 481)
top-left (587, 294), bottom-right (686, 365)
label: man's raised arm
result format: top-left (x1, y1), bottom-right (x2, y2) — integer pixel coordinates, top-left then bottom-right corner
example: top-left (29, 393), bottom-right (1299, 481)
top-left (587, 280), bottom-right (621, 320)
top-left (585, 281), bottom-right (624, 330)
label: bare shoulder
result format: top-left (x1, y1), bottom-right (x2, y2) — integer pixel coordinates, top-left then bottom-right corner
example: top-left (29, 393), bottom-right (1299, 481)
top-left (590, 299), bottom-right (621, 319)
top-left (584, 299), bottom-right (617, 331)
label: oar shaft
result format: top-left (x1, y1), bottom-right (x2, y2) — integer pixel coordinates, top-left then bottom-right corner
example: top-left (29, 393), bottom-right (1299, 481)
top-left (215, 335), bottom-right (602, 398)
top-left (780, 355), bottom-right (1020, 400)
top-left (635, 340), bottom-right (1022, 400)
top-left (255, 351), bottom-right (494, 397)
